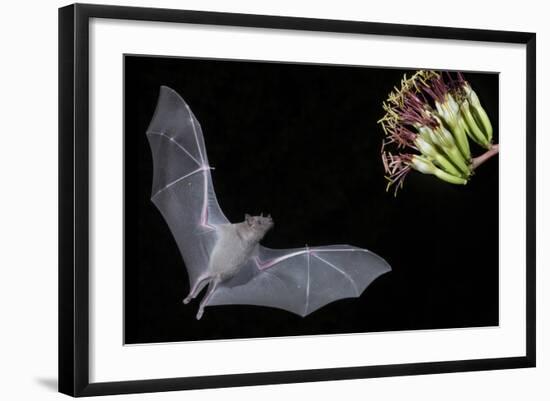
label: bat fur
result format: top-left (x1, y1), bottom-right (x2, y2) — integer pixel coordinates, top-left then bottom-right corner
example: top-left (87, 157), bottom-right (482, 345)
top-left (185, 215), bottom-right (274, 319)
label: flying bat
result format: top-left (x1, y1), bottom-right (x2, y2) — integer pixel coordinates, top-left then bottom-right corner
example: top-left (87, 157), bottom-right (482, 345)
top-left (146, 86), bottom-right (391, 320)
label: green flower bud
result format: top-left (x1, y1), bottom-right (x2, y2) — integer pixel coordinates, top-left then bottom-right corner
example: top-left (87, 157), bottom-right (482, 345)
top-left (410, 155), bottom-right (467, 185)
top-left (460, 101), bottom-right (491, 149)
top-left (434, 95), bottom-right (471, 161)
top-left (463, 84), bottom-right (493, 145)
top-left (414, 137), bottom-right (463, 177)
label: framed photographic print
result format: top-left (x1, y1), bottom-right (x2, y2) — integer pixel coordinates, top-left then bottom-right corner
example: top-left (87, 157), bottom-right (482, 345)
top-left (58, 3), bottom-right (536, 397)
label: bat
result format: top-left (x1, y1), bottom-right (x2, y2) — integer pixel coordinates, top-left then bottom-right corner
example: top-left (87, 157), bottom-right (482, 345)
top-left (146, 86), bottom-right (391, 320)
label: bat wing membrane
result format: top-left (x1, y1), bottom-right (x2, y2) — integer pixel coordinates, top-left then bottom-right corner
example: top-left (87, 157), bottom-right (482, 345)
top-left (146, 86), bottom-right (229, 288)
top-left (208, 244), bottom-right (391, 317)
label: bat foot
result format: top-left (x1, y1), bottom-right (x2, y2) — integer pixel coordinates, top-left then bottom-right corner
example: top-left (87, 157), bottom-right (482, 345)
top-left (183, 296), bottom-right (192, 304)
top-left (196, 308), bottom-right (204, 320)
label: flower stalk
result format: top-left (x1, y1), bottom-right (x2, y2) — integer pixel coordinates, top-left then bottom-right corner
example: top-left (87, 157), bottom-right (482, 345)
top-left (471, 144), bottom-right (500, 170)
top-left (379, 70), bottom-right (497, 195)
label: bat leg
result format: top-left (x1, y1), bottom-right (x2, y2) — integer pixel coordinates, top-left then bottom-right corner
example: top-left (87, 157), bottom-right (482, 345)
top-left (183, 276), bottom-right (210, 304)
top-left (196, 277), bottom-right (220, 320)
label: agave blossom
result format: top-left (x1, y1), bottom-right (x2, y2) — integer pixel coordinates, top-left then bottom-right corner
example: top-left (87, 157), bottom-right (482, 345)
top-left (379, 70), bottom-right (499, 195)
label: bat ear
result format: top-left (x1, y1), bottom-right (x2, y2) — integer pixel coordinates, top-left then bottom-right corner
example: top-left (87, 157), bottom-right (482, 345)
top-left (245, 213), bottom-right (252, 224)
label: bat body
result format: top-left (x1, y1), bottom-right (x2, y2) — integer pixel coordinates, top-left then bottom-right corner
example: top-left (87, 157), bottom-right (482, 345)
top-left (146, 86), bottom-right (391, 320)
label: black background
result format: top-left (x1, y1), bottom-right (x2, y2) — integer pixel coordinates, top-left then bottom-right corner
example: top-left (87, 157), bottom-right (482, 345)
top-left (124, 55), bottom-right (499, 344)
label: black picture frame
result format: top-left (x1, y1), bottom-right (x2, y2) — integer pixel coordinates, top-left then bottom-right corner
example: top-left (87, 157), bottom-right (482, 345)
top-left (59, 3), bottom-right (536, 397)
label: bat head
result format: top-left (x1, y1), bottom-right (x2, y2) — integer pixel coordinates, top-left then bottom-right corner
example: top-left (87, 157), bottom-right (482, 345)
top-left (244, 213), bottom-right (274, 238)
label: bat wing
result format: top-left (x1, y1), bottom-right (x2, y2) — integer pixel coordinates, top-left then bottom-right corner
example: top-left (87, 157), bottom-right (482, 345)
top-left (207, 244), bottom-right (391, 317)
top-left (146, 86), bottom-right (229, 288)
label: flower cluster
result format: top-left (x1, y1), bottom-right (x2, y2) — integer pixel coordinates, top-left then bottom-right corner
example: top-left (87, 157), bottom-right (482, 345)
top-left (379, 70), bottom-right (495, 195)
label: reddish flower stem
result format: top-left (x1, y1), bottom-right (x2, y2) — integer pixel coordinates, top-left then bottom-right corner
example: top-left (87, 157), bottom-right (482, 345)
top-left (471, 144), bottom-right (500, 170)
